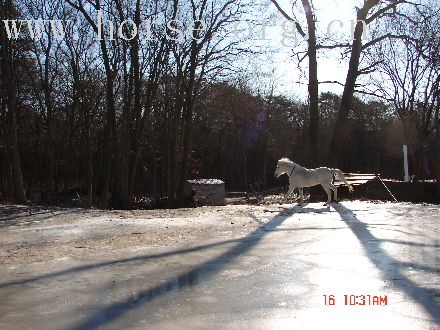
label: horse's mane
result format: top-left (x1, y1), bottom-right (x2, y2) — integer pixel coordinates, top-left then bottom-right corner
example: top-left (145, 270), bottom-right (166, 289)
top-left (278, 157), bottom-right (295, 166)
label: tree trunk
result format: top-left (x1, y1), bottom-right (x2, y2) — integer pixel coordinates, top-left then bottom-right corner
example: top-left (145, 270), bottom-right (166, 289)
top-left (327, 5), bottom-right (375, 167)
top-left (38, 29), bottom-right (56, 203)
top-left (301, 0), bottom-right (320, 166)
top-left (177, 40), bottom-right (198, 200)
top-left (86, 126), bottom-right (93, 208)
top-left (177, 102), bottom-right (194, 200)
top-left (1, 0), bottom-right (27, 204)
top-left (243, 152), bottom-right (248, 191)
top-left (99, 39), bottom-right (117, 209)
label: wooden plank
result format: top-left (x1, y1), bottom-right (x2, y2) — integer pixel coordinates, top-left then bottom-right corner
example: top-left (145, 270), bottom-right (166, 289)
top-left (334, 180), bottom-right (371, 186)
top-left (345, 176), bottom-right (376, 180)
top-left (334, 173), bottom-right (377, 186)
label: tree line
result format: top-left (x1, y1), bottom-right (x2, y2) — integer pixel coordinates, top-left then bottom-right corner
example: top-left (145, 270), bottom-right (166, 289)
top-left (0, 0), bottom-right (438, 208)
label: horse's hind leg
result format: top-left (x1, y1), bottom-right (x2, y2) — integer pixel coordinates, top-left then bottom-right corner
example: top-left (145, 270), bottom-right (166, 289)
top-left (299, 188), bottom-right (304, 204)
top-left (329, 183), bottom-right (338, 202)
top-left (322, 185), bottom-right (332, 204)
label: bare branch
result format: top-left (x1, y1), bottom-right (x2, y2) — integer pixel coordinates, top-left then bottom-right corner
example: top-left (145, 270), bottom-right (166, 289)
top-left (269, 0), bottom-right (306, 38)
top-left (319, 80), bottom-right (345, 87)
top-left (362, 33), bottom-right (418, 51)
top-left (354, 88), bottom-right (393, 101)
top-left (317, 43), bottom-right (351, 50)
top-left (358, 60), bottom-right (383, 76)
top-left (365, 0), bottom-right (411, 24)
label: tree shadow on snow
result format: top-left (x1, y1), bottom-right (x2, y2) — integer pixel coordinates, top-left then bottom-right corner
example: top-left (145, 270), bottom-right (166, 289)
top-left (65, 204), bottom-right (303, 330)
top-left (333, 203), bottom-right (440, 321)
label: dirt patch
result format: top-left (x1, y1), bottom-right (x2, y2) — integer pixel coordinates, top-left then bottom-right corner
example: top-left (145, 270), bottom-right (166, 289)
top-left (0, 204), bottom-right (285, 266)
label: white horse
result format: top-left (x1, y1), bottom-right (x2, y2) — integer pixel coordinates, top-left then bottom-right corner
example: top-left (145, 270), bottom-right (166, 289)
top-left (274, 158), bottom-right (353, 204)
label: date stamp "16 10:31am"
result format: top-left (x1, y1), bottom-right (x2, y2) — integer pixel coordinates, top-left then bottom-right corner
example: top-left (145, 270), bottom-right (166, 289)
top-left (323, 294), bottom-right (388, 306)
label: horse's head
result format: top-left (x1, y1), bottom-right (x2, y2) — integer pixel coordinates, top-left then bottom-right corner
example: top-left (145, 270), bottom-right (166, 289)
top-left (274, 158), bottom-right (293, 178)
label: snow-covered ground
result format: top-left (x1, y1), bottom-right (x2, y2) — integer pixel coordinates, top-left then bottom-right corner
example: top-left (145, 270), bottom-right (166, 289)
top-left (0, 201), bottom-right (439, 329)
top-left (0, 203), bottom-right (284, 266)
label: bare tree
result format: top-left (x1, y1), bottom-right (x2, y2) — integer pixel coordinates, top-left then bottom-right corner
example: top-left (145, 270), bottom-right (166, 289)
top-left (64, 0), bottom-right (117, 208)
top-left (326, 0), bottom-right (427, 166)
top-left (0, 0), bottom-right (28, 203)
top-left (270, 0), bottom-right (319, 166)
top-left (172, 0), bottom-right (251, 200)
top-left (21, 0), bottom-right (66, 202)
top-left (61, 6), bottom-right (102, 207)
top-left (66, 0), bottom-right (175, 208)
top-left (367, 2), bottom-right (439, 178)
top-left (271, 0), bottom-right (428, 167)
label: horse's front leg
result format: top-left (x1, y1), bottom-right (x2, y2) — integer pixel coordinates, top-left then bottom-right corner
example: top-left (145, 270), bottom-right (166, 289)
top-left (286, 185), bottom-right (296, 196)
top-left (329, 183), bottom-right (338, 203)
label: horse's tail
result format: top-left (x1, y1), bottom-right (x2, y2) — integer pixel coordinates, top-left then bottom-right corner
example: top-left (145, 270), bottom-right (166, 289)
top-left (331, 169), bottom-right (354, 193)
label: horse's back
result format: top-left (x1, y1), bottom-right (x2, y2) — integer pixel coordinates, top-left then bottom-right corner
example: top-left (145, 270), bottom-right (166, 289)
top-left (315, 167), bottom-right (333, 175)
top-left (312, 167), bottom-right (333, 181)
top-left (292, 166), bottom-right (333, 187)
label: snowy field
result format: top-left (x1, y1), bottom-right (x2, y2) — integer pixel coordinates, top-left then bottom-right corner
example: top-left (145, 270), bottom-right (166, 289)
top-left (0, 201), bottom-right (439, 329)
